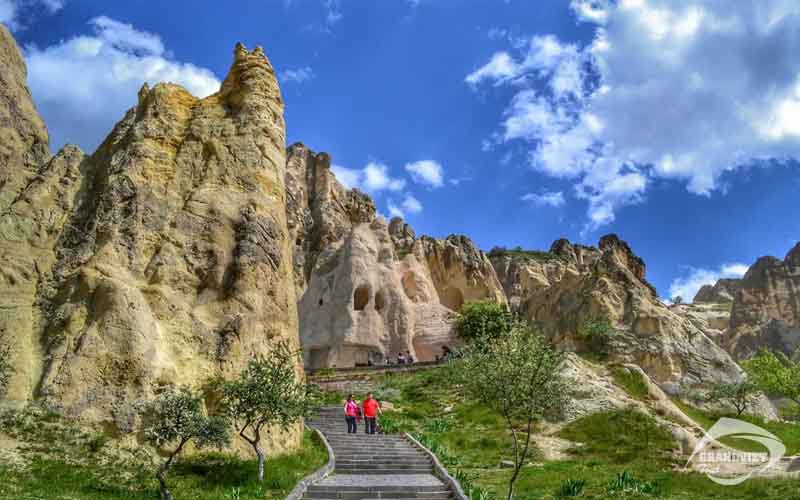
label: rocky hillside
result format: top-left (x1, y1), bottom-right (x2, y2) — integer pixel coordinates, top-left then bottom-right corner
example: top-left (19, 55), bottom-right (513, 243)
top-left (285, 144), bottom-right (505, 369)
top-left (489, 236), bottom-right (743, 391)
top-left (722, 243), bottom-right (800, 359)
top-left (0, 27), bottom-right (301, 450)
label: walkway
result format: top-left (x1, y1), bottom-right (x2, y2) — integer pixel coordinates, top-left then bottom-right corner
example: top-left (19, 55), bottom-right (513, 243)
top-left (305, 407), bottom-right (455, 500)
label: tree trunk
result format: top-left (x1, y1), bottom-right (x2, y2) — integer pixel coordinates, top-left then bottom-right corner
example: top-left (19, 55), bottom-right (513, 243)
top-left (257, 446), bottom-right (265, 482)
top-left (156, 466), bottom-right (173, 500)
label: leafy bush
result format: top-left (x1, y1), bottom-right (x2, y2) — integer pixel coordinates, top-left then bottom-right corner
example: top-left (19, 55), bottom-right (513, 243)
top-left (423, 417), bottom-right (453, 434)
top-left (556, 478), bottom-right (586, 497)
top-left (744, 349), bottom-right (800, 406)
top-left (710, 380), bottom-right (759, 416)
top-left (578, 316), bottom-right (616, 354)
top-left (378, 412), bottom-right (413, 434)
top-left (455, 300), bottom-right (512, 344)
top-left (605, 471), bottom-right (660, 496)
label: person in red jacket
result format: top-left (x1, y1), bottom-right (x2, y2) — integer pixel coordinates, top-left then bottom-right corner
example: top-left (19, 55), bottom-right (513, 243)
top-left (362, 392), bottom-right (382, 435)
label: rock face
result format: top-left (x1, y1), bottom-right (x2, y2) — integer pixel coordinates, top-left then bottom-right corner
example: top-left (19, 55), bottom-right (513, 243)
top-left (286, 144), bottom-right (505, 369)
top-left (489, 236), bottom-right (742, 389)
top-left (0, 26), bottom-right (51, 212)
top-left (1, 33), bottom-right (301, 452)
top-left (724, 244), bottom-right (800, 359)
top-left (693, 279), bottom-right (740, 304)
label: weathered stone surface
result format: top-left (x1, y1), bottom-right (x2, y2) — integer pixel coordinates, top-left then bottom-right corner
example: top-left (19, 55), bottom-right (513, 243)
top-left (287, 146), bottom-right (505, 369)
top-left (0, 26), bottom-right (51, 212)
top-left (725, 243), bottom-right (800, 359)
top-left (490, 236), bottom-right (743, 390)
top-left (0, 35), bottom-right (301, 453)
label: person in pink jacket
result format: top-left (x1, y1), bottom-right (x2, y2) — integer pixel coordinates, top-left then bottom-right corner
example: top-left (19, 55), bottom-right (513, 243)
top-left (344, 394), bottom-right (359, 434)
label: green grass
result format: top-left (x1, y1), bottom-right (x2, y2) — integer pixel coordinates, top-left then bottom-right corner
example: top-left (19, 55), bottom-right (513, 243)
top-left (609, 365), bottom-right (651, 402)
top-left (368, 367), bottom-right (800, 500)
top-left (0, 430), bottom-right (327, 500)
top-left (674, 399), bottom-right (800, 455)
top-left (557, 408), bottom-right (675, 466)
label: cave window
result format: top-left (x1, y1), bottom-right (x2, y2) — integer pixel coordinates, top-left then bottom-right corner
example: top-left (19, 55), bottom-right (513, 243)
top-left (402, 272), bottom-right (418, 302)
top-left (441, 287), bottom-right (464, 311)
top-left (375, 289), bottom-right (386, 312)
top-left (318, 298), bottom-right (324, 306)
top-left (354, 285), bottom-right (370, 311)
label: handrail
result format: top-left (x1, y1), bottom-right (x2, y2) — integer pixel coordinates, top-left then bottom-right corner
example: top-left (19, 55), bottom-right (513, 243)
top-left (284, 424), bottom-right (336, 500)
top-left (403, 432), bottom-right (469, 500)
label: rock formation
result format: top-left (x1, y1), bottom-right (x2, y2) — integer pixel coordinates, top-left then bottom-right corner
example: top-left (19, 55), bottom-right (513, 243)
top-left (693, 278), bottom-right (740, 304)
top-left (0, 30), bottom-right (301, 451)
top-left (723, 243), bottom-right (800, 359)
top-left (285, 144), bottom-right (505, 369)
top-left (489, 236), bottom-right (743, 390)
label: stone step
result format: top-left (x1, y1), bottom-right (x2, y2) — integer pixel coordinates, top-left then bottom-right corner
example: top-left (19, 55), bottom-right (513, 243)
top-left (304, 490), bottom-right (452, 499)
top-left (305, 497), bottom-right (452, 500)
top-left (334, 468), bottom-right (433, 475)
top-left (307, 486), bottom-right (446, 494)
top-left (334, 463), bottom-right (433, 470)
top-left (336, 460), bottom-right (431, 466)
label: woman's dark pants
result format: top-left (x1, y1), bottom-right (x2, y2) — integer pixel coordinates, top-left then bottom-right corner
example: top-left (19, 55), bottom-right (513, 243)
top-left (346, 416), bottom-right (357, 434)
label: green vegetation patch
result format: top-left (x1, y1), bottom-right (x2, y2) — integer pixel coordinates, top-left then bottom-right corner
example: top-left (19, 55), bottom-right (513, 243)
top-left (557, 409), bottom-right (676, 466)
top-left (674, 399), bottom-right (800, 455)
top-left (0, 430), bottom-right (327, 500)
top-left (609, 365), bottom-right (651, 402)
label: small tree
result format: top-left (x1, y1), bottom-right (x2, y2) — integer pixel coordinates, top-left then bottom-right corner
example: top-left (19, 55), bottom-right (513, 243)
top-left (221, 341), bottom-right (320, 482)
top-left (0, 332), bottom-right (12, 397)
top-left (743, 349), bottom-right (800, 407)
top-left (578, 316), bottom-right (616, 355)
top-left (710, 380), bottom-right (759, 416)
top-left (145, 388), bottom-right (230, 500)
top-left (455, 300), bottom-right (513, 345)
top-left (672, 296), bottom-right (684, 306)
top-left (456, 323), bottom-right (566, 500)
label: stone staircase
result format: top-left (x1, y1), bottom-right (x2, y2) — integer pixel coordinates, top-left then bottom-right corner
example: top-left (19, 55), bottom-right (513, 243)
top-left (304, 407), bottom-right (456, 500)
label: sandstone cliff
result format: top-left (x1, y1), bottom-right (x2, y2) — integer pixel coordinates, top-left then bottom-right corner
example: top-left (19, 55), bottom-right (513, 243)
top-left (489, 236), bottom-right (742, 390)
top-left (723, 243), bottom-right (800, 359)
top-left (285, 144), bottom-right (505, 369)
top-left (693, 278), bottom-right (740, 304)
top-left (0, 31), bottom-right (301, 451)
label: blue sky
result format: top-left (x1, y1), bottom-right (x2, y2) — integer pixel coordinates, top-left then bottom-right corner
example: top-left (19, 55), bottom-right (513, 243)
top-left (5, 0), bottom-right (800, 301)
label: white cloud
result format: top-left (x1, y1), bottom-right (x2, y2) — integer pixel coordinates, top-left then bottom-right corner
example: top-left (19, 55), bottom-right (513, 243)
top-left (325, 0), bottom-right (342, 26)
top-left (330, 161), bottom-right (405, 193)
top-left (468, 0), bottom-right (800, 231)
top-left (1, 0), bottom-right (64, 29)
top-left (388, 193), bottom-right (423, 218)
top-left (668, 262), bottom-right (749, 302)
top-left (279, 66), bottom-right (314, 84)
top-left (25, 16), bottom-right (220, 152)
top-left (521, 191), bottom-right (565, 208)
top-left (405, 160), bottom-right (444, 188)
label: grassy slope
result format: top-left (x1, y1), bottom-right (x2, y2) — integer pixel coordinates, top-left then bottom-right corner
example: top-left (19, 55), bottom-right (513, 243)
top-left (372, 367), bottom-right (800, 500)
top-left (673, 399), bottom-right (800, 455)
top-left (0, 408), bottom-right (327, 500)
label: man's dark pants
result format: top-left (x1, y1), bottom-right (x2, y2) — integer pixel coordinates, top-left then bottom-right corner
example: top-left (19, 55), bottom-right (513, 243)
top-left (346, 416), bottom-right (357, 434)
top-left (365, 417), bottom-right (377, 434)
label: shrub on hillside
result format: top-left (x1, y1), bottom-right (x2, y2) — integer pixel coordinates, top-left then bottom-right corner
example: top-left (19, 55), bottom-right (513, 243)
top-left (455, 300), bottom-right (512, 345)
